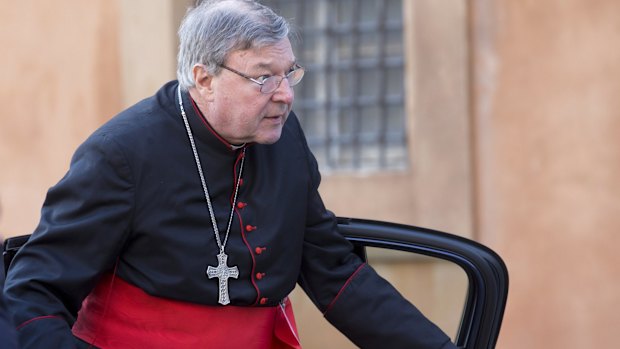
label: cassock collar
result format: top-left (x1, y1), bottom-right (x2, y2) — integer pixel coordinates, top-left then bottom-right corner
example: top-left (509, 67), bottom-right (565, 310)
top-left (176, 85), bottom-right (248, 154)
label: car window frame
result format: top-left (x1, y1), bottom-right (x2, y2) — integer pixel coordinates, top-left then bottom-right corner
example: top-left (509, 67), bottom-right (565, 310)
top-left (337, 217), bottom-right (508, 349)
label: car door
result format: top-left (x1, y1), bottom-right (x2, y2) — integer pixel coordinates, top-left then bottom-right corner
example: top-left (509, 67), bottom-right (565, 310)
top-left (337, 217), bottom-right (508, 349)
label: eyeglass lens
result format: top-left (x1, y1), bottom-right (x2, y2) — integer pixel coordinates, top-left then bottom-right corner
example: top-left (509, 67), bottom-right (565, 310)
top-left (261, 68), bottom-right (305, 93)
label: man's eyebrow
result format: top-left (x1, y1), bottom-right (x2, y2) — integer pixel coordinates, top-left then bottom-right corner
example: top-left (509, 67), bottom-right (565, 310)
top-left (254, 60), bottom-right (297, 71)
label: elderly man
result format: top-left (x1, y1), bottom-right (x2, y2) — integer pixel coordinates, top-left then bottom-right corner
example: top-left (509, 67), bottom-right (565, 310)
top-left (4, 1), bottom-right (457, 348)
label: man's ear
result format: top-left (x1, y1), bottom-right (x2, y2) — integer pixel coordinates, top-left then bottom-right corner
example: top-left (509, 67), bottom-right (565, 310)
top-left (192, 64), bottom-right (215, 100)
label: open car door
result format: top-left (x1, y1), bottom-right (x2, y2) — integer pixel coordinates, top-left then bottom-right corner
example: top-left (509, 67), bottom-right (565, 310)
top-left (338, 217), bottom-right (508, 349)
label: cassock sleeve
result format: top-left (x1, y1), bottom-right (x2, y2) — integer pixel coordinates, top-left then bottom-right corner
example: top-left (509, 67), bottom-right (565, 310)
top-left (3, 133), bottom-right (134, 349)
top-left (295, 125), bottom-right (457, 349)
top-left (0, 247), bottom-right (18, 349)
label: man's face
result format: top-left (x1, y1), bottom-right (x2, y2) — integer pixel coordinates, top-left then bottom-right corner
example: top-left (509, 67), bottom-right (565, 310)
top-left (193, 38), bottom-right (297, 145)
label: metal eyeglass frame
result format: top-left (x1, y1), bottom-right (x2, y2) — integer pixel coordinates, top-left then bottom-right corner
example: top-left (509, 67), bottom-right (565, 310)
top-left (219, 64), bottom-right (305, 94)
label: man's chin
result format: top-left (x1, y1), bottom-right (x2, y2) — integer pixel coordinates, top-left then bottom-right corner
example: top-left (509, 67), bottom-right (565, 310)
top-left (255, 129), bottom-right (284, 145)
top-left (257, 136), bottom-right (282, 145)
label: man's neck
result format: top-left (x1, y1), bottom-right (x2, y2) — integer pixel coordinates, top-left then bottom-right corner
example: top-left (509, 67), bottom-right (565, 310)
top-left (187, 87), bottom-right (245, 150)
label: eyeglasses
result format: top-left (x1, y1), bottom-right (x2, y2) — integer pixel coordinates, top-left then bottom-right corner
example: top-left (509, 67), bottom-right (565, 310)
top-left (219, 64), bottom-right (305, 94)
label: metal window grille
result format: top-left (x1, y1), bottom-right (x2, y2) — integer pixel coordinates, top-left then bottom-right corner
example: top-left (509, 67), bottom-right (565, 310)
top-left (263, 0), bottom-right (408, 173)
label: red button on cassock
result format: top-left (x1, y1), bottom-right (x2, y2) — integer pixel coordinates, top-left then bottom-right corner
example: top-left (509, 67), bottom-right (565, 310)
top-left (255, 247), bottom-right (266, 255)
top-left (260, 297), bottom-right (268, 305)
top-left (256, 273), bottom-right (265, 280)
top-left (237, 202), bottom-right (247, 209)
top-left (245, 225), bottom-right (256, 232)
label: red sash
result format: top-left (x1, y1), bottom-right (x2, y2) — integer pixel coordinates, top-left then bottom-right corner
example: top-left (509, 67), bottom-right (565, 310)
top-left (72, 274), bottom-right (301, 349)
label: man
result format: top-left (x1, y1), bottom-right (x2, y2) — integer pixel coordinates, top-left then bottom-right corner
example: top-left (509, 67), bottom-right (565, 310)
top-left (4, 1), bottom-right (457, 348)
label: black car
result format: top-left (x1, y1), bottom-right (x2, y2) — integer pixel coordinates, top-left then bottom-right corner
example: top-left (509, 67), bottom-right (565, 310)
top-left (3, 217), bottom-right (508, 349)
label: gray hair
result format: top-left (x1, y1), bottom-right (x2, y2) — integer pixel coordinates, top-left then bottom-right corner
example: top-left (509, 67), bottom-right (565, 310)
top-left (177, 0), bottom-right (291, 90)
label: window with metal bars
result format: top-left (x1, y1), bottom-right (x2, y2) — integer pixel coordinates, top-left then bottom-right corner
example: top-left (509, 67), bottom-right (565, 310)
top-left (262, 0), bottom-right (408, 173)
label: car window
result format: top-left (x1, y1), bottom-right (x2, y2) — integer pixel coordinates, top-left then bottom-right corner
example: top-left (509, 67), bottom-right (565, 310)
top-left (366, 247), bottom-right (468, 341)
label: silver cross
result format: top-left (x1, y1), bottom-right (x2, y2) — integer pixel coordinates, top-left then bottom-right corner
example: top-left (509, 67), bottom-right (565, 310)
top-left (206, 252), bottom-right (239, 305)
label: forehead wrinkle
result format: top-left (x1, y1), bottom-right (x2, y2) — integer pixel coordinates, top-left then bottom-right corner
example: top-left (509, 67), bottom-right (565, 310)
top-left (254, 59), bottom-right (296, 71)
top-left (227, 51), bottom-right (295, 71)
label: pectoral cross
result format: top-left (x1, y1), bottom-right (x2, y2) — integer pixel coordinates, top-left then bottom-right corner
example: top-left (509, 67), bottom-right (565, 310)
top-left (206, 252), bottom-right (239, 305)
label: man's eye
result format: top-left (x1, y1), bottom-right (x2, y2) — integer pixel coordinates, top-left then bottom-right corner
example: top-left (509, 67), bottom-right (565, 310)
top-left (256, 75), bottom-right (271, 83)
top-left (288, 64), bottom-right (300, 74)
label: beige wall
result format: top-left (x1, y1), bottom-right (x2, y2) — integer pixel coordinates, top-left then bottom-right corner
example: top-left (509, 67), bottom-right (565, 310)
top-left (0, 0), bottom-right (123, 237)
top-left (2, 1), bottom-right (620, 348)
top-left (471, 0), bottom-right (620, 347)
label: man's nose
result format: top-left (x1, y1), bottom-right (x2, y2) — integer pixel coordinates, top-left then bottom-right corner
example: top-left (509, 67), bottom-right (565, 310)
top-left (271, 78), bottom-right (294, 104)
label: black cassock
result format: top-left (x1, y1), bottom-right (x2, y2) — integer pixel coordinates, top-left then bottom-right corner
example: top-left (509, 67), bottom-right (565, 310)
top-left (4, 81), bottom-right (455, 349)
top-left (0, 248), bottom-right (18, 349)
